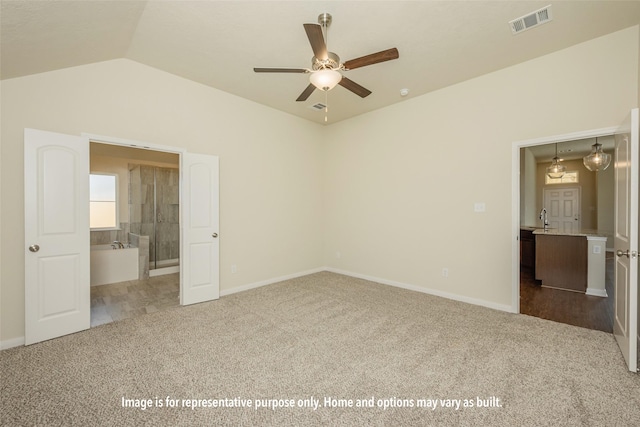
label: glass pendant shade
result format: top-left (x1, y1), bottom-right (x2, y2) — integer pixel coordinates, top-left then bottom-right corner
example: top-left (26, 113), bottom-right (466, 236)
top-left (309, 69), bottom-right (342, 91)
top-left (583, 140), bottom-right (611, 171)
top-left (546, 143), bottom-right (565, 179)
top-left (546, 157), bottom-right (566, 179)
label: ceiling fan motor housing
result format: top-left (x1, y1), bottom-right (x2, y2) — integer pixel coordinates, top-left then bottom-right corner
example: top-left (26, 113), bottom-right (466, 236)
top-left (312, 52), bottom-right (341, 70)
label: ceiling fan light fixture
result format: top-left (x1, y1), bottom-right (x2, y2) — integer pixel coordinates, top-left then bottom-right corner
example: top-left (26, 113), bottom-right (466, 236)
top-left (310, 69), bottom-right (342, 91)
top-left (583, 138), bottom-right (611, 171)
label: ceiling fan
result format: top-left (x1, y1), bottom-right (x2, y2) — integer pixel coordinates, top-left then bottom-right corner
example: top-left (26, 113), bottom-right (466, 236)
top-left (254, 13), bottom-right (399, 102)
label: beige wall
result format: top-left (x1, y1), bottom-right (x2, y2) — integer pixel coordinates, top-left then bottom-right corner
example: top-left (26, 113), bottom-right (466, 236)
top-left (596, 156), bottom-right (615, 248)
top-left (322, 26), bottom-right (639, 308)
top-left (0, 59), bottom-right (324, 343)
top-left (520, 147), bottom-right (538, 227)
top-left (1, 25), bottom-right (639, 344)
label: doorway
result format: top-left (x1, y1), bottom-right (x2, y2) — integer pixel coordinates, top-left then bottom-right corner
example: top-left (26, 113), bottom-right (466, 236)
top-left (89, 142), bottom-right (181, 326)
top-left (513, 129), bottom-right (617, 332)
top-left (24, 128), bottom-right (220, 345)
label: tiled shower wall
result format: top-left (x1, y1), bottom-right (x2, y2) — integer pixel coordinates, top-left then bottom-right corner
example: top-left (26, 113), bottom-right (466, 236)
top-left (129, 164), bottom-right (180, 267)
top-left (129, 233), bottom-right (150, 279)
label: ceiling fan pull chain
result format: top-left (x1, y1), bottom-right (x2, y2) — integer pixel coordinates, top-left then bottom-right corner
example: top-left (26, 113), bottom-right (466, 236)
top-left (325, 90), bottom-right (328, 123)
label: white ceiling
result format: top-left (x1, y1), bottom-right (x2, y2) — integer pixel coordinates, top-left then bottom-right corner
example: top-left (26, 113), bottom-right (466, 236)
top-left (2, 1), bottom-right (640, 125)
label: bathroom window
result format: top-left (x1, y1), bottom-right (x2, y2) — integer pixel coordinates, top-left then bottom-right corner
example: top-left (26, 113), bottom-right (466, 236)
top-left (90, 173), bottom-right (118, 229)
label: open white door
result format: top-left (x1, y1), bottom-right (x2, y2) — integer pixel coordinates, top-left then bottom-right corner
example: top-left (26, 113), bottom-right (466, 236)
top-left (24, 129), bottom-right (90, 345)
top-left (613, 108), bottom-right (639, 373)
top-left (181, 152), bottom-right (220, 305)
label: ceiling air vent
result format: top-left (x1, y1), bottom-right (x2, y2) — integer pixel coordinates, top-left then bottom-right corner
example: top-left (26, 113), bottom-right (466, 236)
top-left (309, 103), bottom-right (327, 111)
top-left (509, 5), bottom-right (552, 35)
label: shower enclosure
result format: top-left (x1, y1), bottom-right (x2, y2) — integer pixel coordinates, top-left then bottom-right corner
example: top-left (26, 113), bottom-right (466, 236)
top-left (129, 164), bottom-right (180, 271)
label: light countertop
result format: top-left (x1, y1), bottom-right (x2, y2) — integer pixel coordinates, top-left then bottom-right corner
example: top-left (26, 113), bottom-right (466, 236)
top-left (532, 228), bottom-right (608, 238)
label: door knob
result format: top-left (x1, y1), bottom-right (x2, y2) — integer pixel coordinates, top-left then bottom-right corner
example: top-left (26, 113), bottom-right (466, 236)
top-left (28, 244), bottom-right (40, 253)
top-left (616, 249), bottom-right (630, 258)
top-left (212, 233), bottom-right (218, 238)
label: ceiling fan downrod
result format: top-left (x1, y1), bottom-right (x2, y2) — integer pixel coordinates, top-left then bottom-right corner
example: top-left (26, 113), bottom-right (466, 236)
top-left (318, 13), bottom-right (332, 28)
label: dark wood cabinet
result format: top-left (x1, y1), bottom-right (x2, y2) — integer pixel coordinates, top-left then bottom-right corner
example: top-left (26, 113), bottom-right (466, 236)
top-left (535, 234), bottom-right (587, 292)
top-left (520, 228), bottom-right (536, 272)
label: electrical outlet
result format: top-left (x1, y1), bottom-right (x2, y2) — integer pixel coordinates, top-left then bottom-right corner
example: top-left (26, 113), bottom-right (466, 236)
top-left (231, 264), bottom-right (237, 274)
top-left (442, 268), bottom-right (449, 278)
top-left (593, 245), bottom-right (601, 254)
top-left (336, 251), bottom-right (342, 259)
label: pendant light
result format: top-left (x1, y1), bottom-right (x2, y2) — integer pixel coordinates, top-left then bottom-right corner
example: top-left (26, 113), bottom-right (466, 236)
top-left (546, 143), bottom-right (566, 179)
top-left (583, 137), bottom-right (611, 172)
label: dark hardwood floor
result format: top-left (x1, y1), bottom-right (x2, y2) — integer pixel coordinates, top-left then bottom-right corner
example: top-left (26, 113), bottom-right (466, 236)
top-left (520, 252), bottom-right (614, 333)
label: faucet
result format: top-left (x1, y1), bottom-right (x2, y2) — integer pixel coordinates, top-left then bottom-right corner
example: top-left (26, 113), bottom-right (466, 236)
top-left (539, 208), bottom-right (549, 231)
top-left (113, 240), bottom-right (124, 249)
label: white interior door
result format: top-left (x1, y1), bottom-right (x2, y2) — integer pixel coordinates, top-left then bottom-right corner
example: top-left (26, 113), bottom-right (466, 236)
top-left (613, 108), bottom-right (638, 373)
top-left (543, 187), bottom-right (580, 233)
top-left (181, 152), bottom-right (220, 305)
top-left (24, 128), bottom-right (90, 345)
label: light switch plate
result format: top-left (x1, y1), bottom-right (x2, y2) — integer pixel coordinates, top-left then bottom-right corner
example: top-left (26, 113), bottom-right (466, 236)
top-left (474, 202), bottom-right (486, 212)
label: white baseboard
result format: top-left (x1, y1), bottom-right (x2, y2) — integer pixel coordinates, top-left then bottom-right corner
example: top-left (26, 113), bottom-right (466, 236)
top-left (586, 288), bottom-right (608, 297)
top-left (1, 336), bottom-right (25, 350)
top-left (220, 267), bottom-right (325, 297)
top-left (324, 267), bottom-right (514, 313)
top-left (221, 266), bottom-right (513, 314)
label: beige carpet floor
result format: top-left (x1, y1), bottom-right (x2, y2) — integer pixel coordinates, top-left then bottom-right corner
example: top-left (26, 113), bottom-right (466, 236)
top-left (2, 271), bottom-right (639, 426)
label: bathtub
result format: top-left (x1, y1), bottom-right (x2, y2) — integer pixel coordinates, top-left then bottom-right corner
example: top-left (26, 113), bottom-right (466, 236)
top-left (90, 245), bottom-right (139, 286)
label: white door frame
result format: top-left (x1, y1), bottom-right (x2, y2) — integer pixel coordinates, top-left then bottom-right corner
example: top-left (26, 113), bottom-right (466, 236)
top-left (511, 126), bottom-right (617, 312)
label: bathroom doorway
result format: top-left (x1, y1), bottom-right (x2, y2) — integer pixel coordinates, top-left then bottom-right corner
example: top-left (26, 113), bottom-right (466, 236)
top-left (89, 142), bottom-right (181, 326)
top-left (24, 128), bottom-right (219, 344)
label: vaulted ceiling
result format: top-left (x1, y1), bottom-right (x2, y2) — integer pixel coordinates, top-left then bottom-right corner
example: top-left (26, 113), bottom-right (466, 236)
top-left (2, 1), bottom-right (639, 124)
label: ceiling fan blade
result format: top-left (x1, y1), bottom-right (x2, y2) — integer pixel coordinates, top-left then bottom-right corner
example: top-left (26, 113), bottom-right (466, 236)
top-left (296, 83), bottom-right (316, 102)
top-left (338, 77), bottom-right (372, 98)
top-left (303, 23), bottom-right (328, 60)
top-left (254, 68), bottom-right (308, 73)
top-left (343, 48), bottom-right (399, 70)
